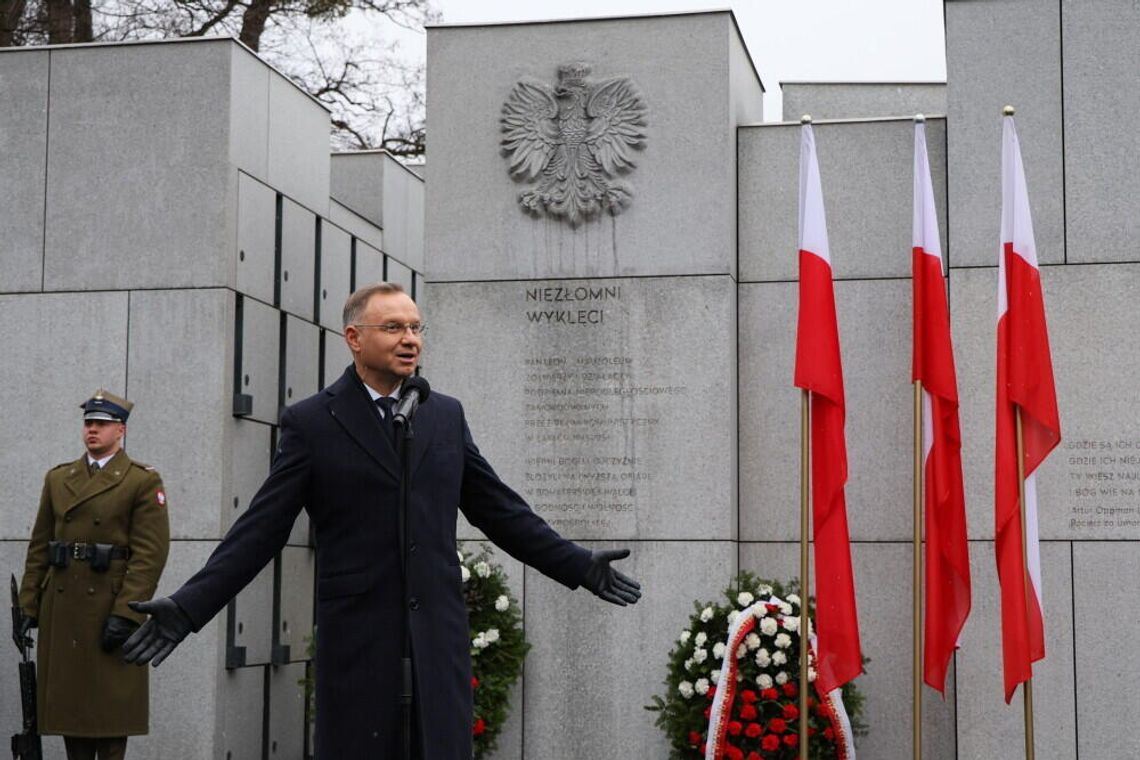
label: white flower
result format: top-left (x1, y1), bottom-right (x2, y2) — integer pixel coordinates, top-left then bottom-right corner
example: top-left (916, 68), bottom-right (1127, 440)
top-left (774, 633), bottom-right (792, 650)
top-left (779, 602), bottom-right (793, 616)
top-left (787, 593), bottom-right (801, 605)
top-left (680, 630), bottom-right (691, 644)
top-left (699, 606), bottom-right (714, 622)
top-left (712, 642), bottom-right (726, 660)
top-left (495, 595), bottom-right (510, 612)
top-left (756, 673), bottom-right (773, 689)
top-left (737, 591), bottom-right (754, 607)
top-left (460, 566), bottom-right (471, 583)
top-left (692, 648), bottom-right (708, 664)
top-left (775, 671), bottom-right (789, 685)
top-left (808, 667), bottom-right (818, 682)
top-left (755, 648), bottom-right (771, 668)
top-left (472, 633), bottom-right (488, 649)
top-left (710, 669), bottom-right (720, 684)
top-left (484, 628), bottom-right (500, 644)
top-left (784, 616), bottom-right (800, 633)
top-left (727, 610), bottom-right (740, 624)
top-left (678, 681), bottom-right (694, 699)
top-left (759, 617), bottom-right (778, 636)
top-left (758, 584), bottom-right (773, 596)
top-left (694, 678), bottom-right (710, 695)
top-left (772, 651), bottom-right (787, 666)
top-left (684, 658), bottom-right (694, 671)
top-left (473, 561), bottom-right (491, 578)
top-left (745, 633), bottom-right (760, 651)
top-left (694, 632), bottom-right (708, 647)
top-left (735, 644), bottom-right (747, 660)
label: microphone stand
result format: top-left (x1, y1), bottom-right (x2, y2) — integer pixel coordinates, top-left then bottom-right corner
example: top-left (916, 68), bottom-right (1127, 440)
top-left (395, 414), bottom-right (416, 760)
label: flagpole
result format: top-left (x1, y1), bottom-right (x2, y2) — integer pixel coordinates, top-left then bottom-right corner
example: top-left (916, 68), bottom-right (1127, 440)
top-left (799, 387), bottom-right (810, 760)
top-left (1015, 407), bottom-right (1036, 760)
top-left (913, 379), bottom-right (924, 760)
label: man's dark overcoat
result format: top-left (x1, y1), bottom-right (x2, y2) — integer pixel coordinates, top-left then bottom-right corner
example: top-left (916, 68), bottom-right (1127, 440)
top-left (172, 367), bottom-right (592, 759)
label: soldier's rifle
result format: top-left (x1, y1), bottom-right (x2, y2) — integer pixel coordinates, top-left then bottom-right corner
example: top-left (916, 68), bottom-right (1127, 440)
top-left (10, 575), bottom-right (42, 760)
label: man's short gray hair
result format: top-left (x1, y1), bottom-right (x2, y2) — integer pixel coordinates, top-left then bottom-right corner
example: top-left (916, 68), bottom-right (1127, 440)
top-left (342, 282), bottom-right (407, 329)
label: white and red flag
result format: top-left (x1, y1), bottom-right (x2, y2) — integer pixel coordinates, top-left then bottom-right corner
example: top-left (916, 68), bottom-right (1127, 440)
top-left (793, 122), bottom-right (863, 695)
top-left (912, 120), bottom-right (971, 693)
top-left (995, 113), bottom-right (1061, 703)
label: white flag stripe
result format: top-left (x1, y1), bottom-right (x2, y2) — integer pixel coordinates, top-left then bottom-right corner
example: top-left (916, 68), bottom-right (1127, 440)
top-left (912, 122), bottom-right (943, 266)
top-left (799, 124), bottom-right (831, 262)
top-left (998, 115), bottom-right (1039, 318)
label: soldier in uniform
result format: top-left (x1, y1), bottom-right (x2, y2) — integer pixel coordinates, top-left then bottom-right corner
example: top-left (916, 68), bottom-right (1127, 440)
top-left (16, 390), bottom-right (170, 760)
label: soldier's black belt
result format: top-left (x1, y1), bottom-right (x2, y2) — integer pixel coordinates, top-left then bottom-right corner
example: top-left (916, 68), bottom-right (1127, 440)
top-left (47, 541), bottom-right (130, 572)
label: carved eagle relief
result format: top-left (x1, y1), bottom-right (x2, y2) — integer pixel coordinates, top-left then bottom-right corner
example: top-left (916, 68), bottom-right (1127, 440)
top-left (500, 62), bottom-right (649, 226)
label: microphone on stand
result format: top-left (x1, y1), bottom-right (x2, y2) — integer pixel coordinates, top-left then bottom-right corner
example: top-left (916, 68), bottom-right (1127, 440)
top-left (393, 376), bottom-right (431, 428)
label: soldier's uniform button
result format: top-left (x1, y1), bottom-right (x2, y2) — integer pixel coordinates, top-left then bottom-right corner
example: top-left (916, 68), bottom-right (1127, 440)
top-left (87, 588), bottom-right (95, 595)
top-left (64, 515), bottom-right (71, 522)
top-left (94, 518), bottom-right (101, 525)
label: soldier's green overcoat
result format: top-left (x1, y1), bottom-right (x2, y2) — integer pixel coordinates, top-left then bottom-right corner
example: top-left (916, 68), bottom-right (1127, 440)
top-left (19, 449), bottom-right (170, 737)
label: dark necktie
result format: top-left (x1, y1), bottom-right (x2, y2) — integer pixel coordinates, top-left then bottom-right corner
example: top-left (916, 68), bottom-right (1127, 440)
top-left (376, 397), bottom-right (396, 444)
top-left (89, 461), bottom-right (101, 477)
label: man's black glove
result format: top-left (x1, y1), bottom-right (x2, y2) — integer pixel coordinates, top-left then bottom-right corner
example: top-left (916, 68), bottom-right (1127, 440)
top-left (122, 598), bottom-right (193, 666)
top-left (12, 616), bottom-right (36, 651)
top-left (581, 549), bottom-right (642, 606)
top-left (100, 614), bottom-right (139, 653)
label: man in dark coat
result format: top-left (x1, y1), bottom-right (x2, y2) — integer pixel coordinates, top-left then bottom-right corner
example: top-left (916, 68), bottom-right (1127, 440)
top-left (123, 282), bottom-right (640, 759)
top-left (18, 390), bottom-right (170, 760)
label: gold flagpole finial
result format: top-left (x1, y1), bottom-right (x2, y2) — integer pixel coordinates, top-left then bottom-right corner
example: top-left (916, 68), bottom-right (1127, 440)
top-left (1003, 105), bottom-right (1016, 116)
top-left (801, 114), bottom-right (812, 125)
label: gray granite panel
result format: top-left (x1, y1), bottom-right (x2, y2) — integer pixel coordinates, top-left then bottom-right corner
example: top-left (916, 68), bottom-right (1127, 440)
top-left (236, 172), bottom-right (279, 305)
top-left (0, 292), bottom-right (127, 541)
top-left (1072, 542), bottom-right (1140, 757)
top-left (225, 418), bottom-right (274, 535)
top-left (946, 0), bottom-right (1063, 267)
top-left (126, 289), bottom-right (232, 541)
top-left (954, 541), bottom-right (1076, 759)
top-left (218, 664), bottom-right (265, 760)
top-left (523, 540), bottom-right (735, 758)
top-left (240, 297), bottom-right (282, 426)
top-left (128, 540), bottom-right (224, 760)
top-left (1062, 1), bottom-right (1140, 264)
top-left (739, 542), bottom-right (956, 759)
top-left (0, 50), bottom-right (49, 293)
top-left (329, 200), bottom-right (384, 254)
top-left (233, 562), bottom-right (275, 666)
top-left (781, 83), bottom-right (947, 122)
top-left (330, 152), bottom-right (385, 228)
top-left (267, 661), bottom-right (307, 760)
top-left (228, 44), bottom-right (269, 181)
top-left (280, 198), bottom-right (317, 320)
top-left (427, 13), bottom-right (757, 280)
top-left (323, 330), bottom-right (352, 389)
top-left (738, 117), bottom-right (947, 282)
top-left (267, 75), bottom-right (330, 216)
top-left (355, 239), bottom-right (384, 289)
top-left (382, 155), bottom-right (426, 273)
top-left (950, 265), bottom-right (1132, 541)
top-left (278, 547), bottom-right (315, 662)
top-left (432, 277), bottom-right (736, 542)
top-left (43, 41), bottom-right (233, 290)
top-left (319, 222), bottom-right (353, 331)
top-left (739, 279), bottom-right (913, 541)
top-left (386, 257), bottom-right (414, 295)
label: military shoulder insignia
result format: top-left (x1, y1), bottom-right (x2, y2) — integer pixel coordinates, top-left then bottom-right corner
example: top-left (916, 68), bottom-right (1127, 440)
top-left (131, 461), bottom-right (156, 472)
top-left (156, 490), bottom-right (166, 506)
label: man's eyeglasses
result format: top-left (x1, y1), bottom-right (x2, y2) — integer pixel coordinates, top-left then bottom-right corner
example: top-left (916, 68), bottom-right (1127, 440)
top-left (353, 322), bottom-right (427, 336)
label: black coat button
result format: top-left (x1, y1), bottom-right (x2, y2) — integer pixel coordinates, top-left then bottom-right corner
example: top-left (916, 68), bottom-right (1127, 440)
top-left (408, 598), bottom-right (419, 611)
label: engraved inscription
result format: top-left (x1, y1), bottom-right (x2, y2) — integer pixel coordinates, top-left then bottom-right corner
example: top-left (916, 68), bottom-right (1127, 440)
top-left (1065, 438), bottom-right (1140, 533)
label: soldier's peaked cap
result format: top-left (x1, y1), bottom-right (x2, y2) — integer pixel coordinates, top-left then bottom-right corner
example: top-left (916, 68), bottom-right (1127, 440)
top-left (80, 389), bottom-right (133, 422)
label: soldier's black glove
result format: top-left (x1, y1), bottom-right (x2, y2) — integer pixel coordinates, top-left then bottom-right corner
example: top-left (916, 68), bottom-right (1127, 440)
top-left (122, 597), bottom-right (193, 666)
top-left (581, 549), bottom-right (642, 606)
top-left (12, 616), bottom-right (36, 651)
top-left (100, 614), bottom-right (139, 653)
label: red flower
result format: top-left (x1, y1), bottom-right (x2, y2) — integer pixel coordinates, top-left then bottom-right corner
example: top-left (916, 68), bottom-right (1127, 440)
top-left (471, 677), bottom-right (479, 689)
top-left (703, 706), bottom-right (712, 719)
top-left (739, 704), bottom-right (758, 721)
top-left (765, 604), bottom-right (780, 613)
top-left (761, 688), bottom-right (779, 701)
top-left (744, 723), bottom-right (762, 739)
top-left (746, 753), bottom-right (761, 760)
top-left (708, 686), bottom-right (717, 700)
top-left (783, 734), bottom-right (799, 748)
top-left (739, 689), bottom-right (758, 704)
top-left (688, 731), bottom-right (702, 746)
top-left (472, 718), bottom-right (486, 736)
top-left (823, 727), bottom-right (835, 741)
top-left (725, 745), bottom-right (744, 760)
top-left (727, 721), bottom-right (743, 736)
top-left (768, 718), bottom-right (786, 734)
top-left (761, 734), bottom-right (780, 752)
top-left (782, 682), bottom-right (797, 698)
top-left (782, 704), bottom-right (799, 721)
top-left (699, 744), bottom-right (707, 755)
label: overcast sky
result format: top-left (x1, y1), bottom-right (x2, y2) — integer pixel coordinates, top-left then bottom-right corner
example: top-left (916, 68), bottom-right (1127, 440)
top-left (388, 0), bottom-right (946, 121)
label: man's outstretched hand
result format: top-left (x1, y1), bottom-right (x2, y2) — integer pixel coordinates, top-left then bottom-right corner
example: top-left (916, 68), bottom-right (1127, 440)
top-left (121, 597), bottom-right (194, 666)
top-left (582, 549), bottom-right (642, 606)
